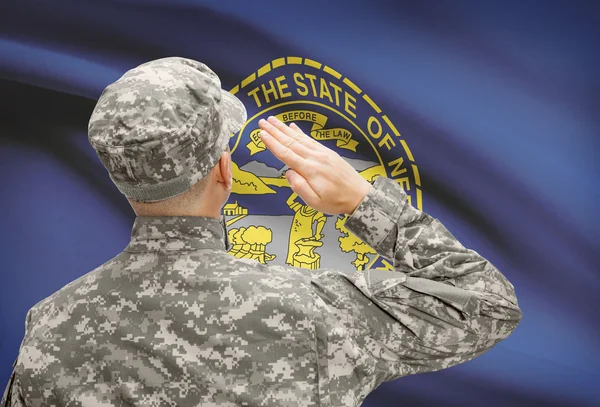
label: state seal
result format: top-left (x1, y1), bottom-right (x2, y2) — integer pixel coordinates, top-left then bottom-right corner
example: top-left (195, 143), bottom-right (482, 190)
top-left (226, 57), bottom-right (422, 272)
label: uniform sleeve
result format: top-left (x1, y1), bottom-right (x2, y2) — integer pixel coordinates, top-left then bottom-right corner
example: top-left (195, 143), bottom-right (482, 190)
top-left (307, 176), bottom-right (522, 405)
top-left (0, 372), bottom-right (25, 407)
top-left (1, 311), bottom-right (31, 407)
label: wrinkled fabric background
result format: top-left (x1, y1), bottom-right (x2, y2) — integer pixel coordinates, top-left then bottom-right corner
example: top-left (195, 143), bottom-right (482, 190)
top-left (0, 1), bottom-right (598, 406)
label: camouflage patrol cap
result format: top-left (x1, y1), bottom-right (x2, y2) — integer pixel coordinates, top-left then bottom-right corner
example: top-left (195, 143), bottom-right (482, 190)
top-left (88, 57), bottom-right (247, 202)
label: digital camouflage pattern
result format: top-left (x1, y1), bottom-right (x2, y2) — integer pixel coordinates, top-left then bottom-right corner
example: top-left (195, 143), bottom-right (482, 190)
top-left (88, 57), bottom-right (247, 202)
top-left (1, 175), bottom-right (522, 407)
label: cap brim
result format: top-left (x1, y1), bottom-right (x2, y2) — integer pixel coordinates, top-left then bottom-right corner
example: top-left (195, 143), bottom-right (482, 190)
top-left (220, 90), bottom-right (247, 137)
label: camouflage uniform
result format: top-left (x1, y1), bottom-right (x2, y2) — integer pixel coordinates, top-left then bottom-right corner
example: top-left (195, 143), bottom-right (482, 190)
top-left (1, 57), bottom-right (522, 407)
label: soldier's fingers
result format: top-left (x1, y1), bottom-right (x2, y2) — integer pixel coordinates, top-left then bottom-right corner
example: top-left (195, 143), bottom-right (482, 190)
top-left (259, 130), bottom-right (308, 171)
top-left (267, 116), bottom-right (319, 150)
top-left (289, 123), bottom-right (323, 151)
top-left (258, 119), bottom-right (313, 157)
top-left (286, 170), bottom-right (320, 206)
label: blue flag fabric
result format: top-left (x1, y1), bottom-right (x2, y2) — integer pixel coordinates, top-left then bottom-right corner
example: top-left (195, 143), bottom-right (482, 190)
top-left (0, 1), bottom-right (598, 406)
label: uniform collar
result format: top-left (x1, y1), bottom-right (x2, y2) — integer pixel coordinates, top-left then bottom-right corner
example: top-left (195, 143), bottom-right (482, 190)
top-left (125, 215), bottom-right (230, 253)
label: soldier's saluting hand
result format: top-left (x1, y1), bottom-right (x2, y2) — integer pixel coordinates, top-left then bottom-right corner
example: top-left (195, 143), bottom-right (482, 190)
top-left (258, 117), bottom-right (372, 216)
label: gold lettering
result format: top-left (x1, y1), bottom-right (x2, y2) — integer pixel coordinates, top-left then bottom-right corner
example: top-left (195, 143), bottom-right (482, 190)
top-left (367, 116), bottom-right (382, 139)
top-left (319, 78), bottom-right (334, 103)
top-left (275, 75), bottom-right (292, 98)
top-left (294, 73), bottom-right (308, 96)
top-left (261, 80), bottom-right (278, 104)
top-left (247, 86), bottom-right (262, 108)
top-left (281, 111), bottom-right (318, 122)
top-left (304, 74), bottom-right (318, 97)
top-left (329, 82), bottom-right (342, 106)
top-left (378, 133), bottom-right (396, 150)
top-left (387, 157), bottom-right (407, 177)
top-left (395, 177), bottom-right (410, 191)
top-left (345, 92), bottom-right (357, 118)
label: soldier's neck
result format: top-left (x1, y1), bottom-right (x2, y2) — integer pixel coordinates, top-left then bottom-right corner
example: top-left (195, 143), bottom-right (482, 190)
top-left (130, 201), bottom-right (223, 219)
top-left (135, 207), bottom-right (222, 219)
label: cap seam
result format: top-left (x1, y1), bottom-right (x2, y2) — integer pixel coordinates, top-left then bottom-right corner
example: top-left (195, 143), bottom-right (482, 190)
top-left (111, 129), bottom-right (226, 190)
top-left (89, 108), bottom-right (205, 149)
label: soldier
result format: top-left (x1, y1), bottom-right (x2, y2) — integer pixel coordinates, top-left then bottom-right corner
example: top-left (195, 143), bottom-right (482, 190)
top-left (1, 57), bottom-right (522, 407)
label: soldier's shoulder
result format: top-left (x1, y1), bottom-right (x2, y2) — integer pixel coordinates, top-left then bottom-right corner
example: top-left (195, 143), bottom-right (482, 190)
top-left (212, 252), bottom-right (313, 281)
top-left (220, 251), bottom-right (361, 280)
top-left (29, 252), bottom-right (128, 317)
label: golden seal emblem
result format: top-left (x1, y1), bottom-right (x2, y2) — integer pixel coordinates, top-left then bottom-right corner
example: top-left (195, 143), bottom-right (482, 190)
top-left (226, 57), bottom-right (422, 271)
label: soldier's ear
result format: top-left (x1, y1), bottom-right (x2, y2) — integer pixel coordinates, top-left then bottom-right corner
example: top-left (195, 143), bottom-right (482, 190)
top-left (218, 149), bottom-right (232, 190)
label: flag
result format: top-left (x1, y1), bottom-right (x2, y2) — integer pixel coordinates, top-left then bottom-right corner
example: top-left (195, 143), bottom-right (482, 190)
top-left (0, 1), bottom-right (598, 406)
